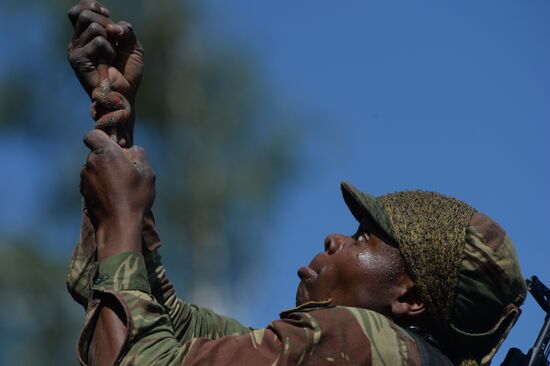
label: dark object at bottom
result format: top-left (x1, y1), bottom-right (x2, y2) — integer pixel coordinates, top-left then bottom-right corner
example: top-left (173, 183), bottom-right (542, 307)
top-left (501, 276), bottom-right (550, 366)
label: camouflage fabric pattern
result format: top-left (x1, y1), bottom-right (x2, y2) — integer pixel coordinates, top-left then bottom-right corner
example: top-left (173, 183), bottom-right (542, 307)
top-left (340, 182), bottom-right (527, 365)
top-left (66, 210), bottom-right (97, 308)
top-left (67, 210), bottom-right (250, 345)
top-left (145, 250), bottom-right (254, 343)
top-left (67, 209), bottom-right (159, 308)
top-left (450, 212), bottom-right (526, 365)
top-left (77, 252), bottom-right (427, 366)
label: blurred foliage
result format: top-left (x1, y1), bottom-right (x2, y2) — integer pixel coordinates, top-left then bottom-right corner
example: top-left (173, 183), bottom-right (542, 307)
top-left (0, 0), bottom-right (298, 364)
top-left (0, 241), bottom-right (80, 366)
top-left (0, 74), bottom-right (32, 129)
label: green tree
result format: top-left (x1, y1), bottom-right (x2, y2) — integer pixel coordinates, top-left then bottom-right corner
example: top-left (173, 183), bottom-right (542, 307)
top-left (0, 0), bottom-right (298, 364)
top-left (0, 241), bottom-right (80, 365)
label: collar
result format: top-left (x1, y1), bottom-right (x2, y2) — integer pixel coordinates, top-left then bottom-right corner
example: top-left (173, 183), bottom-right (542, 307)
top-left (279, 299), bottom-right (333, 318)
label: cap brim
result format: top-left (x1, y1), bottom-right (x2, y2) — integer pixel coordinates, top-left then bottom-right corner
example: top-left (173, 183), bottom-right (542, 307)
top-left (340, 182), bottom-right (395, 243)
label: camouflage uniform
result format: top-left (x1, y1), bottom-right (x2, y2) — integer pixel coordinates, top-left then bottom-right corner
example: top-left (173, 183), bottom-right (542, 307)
top-left (68, 183), bottom-right (526, 365)
top-left (69, 213), bottom-right (427, 365)
top-left (67, 210), bottom-right (249, 343)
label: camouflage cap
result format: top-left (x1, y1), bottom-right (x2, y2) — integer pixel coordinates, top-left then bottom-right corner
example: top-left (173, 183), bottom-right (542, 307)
top-left (341, 182), bottom-right (527, 365)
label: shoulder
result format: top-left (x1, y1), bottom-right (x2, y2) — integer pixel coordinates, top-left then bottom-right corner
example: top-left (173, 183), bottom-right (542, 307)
top-left (279, 303), bottom-right (422, 365)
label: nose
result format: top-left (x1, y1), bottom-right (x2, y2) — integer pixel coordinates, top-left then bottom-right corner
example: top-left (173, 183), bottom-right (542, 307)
top-left (324, 234), bottom-right (346, 254)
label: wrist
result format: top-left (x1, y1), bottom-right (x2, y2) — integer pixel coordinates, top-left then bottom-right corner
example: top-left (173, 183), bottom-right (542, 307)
top-left (95, 216), bottom-right (143, 260)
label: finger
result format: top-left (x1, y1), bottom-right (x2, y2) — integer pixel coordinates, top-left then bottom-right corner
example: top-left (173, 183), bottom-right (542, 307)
top-left (69, 35), bottom-right (116, 68)
top-left (106, 21), bottom-right (136, 44)
top-left (127, 145), bottom-right (147, 162)
top-left (70, 22), bottom-right (107, 49)
top-left (140, 163), bottom-right (157, 187)
top-left (84, 150), bottom-right (98, 169)
top-left (79, 165), bottom-right (95, 200)
top-left (107, 21), bottom-right (143, 58)
top-left (68, 36), bottom-right (116, 94)
top-left (107, 21), bottom-right (144, 85)
top-left (83, 129), bottom-right (115, 152)
top-left (68, 1), bottom-right (110, 28)
top-left (116, 119), bottom-right (134, 149)
top-left (126, 146), bottom-right (154, 179)
top-left (73, 9), bottom-right (113, 41)
top-left (79, 166), bottom-right (86, 195)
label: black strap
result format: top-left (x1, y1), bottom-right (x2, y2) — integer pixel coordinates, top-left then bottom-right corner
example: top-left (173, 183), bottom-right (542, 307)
top-left (406, 328), bottom-right (454, 366)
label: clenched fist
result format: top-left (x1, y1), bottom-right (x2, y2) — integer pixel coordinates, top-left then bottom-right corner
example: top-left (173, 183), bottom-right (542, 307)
top-left (80, 129), bottom-right (155, 259)
top-left (68, 0), bottom-right (144, 102)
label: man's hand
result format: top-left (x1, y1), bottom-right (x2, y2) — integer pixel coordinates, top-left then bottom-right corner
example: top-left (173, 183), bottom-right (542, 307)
top-left (67, 0), bottom-right (144, 103)
top-left (80, 129), bottom-right (155, 259)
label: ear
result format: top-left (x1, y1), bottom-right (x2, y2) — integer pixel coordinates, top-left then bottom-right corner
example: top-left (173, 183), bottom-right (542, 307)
top-left (390, 275), bottom-right (426, 319)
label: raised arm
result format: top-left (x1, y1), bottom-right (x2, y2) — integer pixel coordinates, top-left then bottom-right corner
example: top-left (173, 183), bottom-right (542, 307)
top-left (67, 3), bottom-right (251, 358)
top-left (66, 0), bottom-right (143, 308)
top-left (79, 129), bottom-right (154, 364)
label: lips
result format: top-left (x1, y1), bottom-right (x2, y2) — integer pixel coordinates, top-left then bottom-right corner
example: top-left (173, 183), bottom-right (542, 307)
top-left (297, 265), bottom-right (318, 280)
top-left (297, 252), bottom-right (325, 281)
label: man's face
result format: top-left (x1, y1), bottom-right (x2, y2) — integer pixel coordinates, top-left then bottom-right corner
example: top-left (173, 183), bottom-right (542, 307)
top-left (296, 217), bottom-right (407, 315)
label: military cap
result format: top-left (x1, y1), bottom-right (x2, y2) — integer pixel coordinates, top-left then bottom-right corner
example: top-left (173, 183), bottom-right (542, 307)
top-left (341, 182), bottom-right (527, 365)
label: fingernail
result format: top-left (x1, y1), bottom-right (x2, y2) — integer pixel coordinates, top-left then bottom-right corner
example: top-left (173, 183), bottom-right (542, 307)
top-left (112, 25), bottom-right (124, 35)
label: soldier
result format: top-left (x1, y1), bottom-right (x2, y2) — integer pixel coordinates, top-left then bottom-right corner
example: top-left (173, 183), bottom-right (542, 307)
top-left (67, 1), bottom-right (527, 365)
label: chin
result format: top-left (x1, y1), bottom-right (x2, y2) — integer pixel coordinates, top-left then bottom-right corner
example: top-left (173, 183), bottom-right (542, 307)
top-left (295, 282), bottom-right (310, 306)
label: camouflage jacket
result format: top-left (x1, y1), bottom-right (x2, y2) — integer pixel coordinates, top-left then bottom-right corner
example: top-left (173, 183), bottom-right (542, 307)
top-left (76, 250), bottom-right (454, 366)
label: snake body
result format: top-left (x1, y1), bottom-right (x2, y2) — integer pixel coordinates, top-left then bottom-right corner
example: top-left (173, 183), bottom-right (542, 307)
top-left (91, 63), bottom-right (131, 144)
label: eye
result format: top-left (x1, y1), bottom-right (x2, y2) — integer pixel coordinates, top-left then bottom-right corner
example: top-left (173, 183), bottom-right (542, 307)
top-left (357, 233), bottom-right (368, 242)
top-left (352, 227), bottom-right (370, 243)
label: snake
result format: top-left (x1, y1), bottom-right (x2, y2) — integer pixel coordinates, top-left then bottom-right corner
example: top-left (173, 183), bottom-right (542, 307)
top-left (90, 62), bottom-right (131, 145)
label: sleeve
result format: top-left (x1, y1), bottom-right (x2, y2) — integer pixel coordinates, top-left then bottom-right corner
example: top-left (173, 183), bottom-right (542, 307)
top-left (77, 252), bottom-right (256, 365)
top-left (141, 212), bottom-right (253, 342)
top-left (144, 249), bottom-right (253, 342)
top-left (67, 209), bottom-right (251, 342)
top-left (66, 210), bottom-right (98, 309)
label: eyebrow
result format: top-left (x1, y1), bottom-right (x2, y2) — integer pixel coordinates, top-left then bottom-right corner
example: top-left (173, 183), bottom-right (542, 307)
top-left (359, 217), bottom-right (398, 247)
top-left (358, 223), bottom-right (370, 235)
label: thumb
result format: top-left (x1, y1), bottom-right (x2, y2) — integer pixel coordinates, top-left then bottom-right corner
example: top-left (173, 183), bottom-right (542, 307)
top-left (106, 21), bottom-right (136, 46)
top-left (127, 145), bottom-right (148, 164)
top-left (83, 129), bottom-right (115, 152)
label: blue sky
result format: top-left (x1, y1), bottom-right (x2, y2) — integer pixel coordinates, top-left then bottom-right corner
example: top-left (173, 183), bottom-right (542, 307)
top-left (197, 1), bottom-right (549, 363)
top-left (0, 0), bottom-right (548, 364)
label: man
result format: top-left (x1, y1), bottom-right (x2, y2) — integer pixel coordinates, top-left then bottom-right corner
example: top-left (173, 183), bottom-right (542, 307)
top-left (67, 1), bottom-right (527, 365)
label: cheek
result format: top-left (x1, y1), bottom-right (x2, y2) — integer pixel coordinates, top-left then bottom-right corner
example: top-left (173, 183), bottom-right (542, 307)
top-left (357, 249), bottom-right (401, 283)
top-left (353, 251), bottom-right (397, 296)
top-left (328, 254), bottom-right (372, 294)
top-left (356, 251), bottom-right (377, 271)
